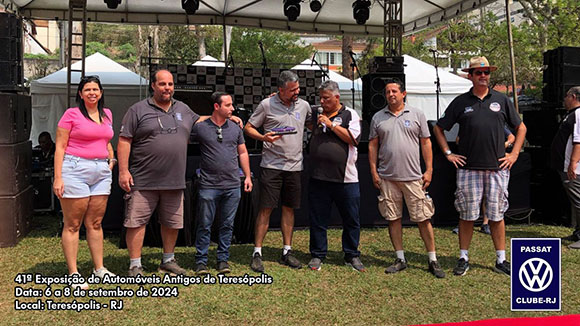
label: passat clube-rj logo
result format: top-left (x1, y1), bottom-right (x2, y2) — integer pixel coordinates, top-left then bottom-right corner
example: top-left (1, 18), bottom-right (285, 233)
top-left (511, 239), bottom-right (561, 311)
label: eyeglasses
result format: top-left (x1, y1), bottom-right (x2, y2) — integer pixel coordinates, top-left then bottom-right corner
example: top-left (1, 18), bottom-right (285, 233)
top-left (473, 70), bottom-right (491, 76)
top-left (216, 127), bottom-right (223, 142)
top-left (81, 75), bottom-right (100, 82)
top-left (157, 113), bottom-right (178, 134)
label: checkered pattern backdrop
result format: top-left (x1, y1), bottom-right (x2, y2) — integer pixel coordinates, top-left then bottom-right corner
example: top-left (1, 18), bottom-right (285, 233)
top-left (150, 64), bottom-right (323, 110)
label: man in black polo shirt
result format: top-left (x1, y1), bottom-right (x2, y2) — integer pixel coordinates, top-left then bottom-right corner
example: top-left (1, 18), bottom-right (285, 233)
top-left (550, 86), bottom-right (580, 249)
top-left (434, 57), bottom-right (527, 276)
top-left (307, 80), bottom-right (364, 272)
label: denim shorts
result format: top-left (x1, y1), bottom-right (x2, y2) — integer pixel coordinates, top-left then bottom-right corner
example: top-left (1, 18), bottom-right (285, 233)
top-left (61, 154), bottom-right (112, 198)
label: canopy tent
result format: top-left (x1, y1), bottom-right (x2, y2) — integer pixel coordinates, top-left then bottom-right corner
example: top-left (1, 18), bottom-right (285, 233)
top-left (193, 55), bottom-right (225, 67)
top-left (6, 0), bottom-right (496, 36)
top-left (30, 52), bottom-right (148, 147)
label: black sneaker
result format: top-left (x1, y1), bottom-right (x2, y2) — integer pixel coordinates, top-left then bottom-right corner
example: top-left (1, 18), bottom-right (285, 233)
top-left (250, 252), bottom-right (264, 273)
top-left (428, 260), bottom-right (445, 278)
top-left (345, 257), bottom-right (366, 272)
top-left (494, 260), bottom-right (510, 276)
top-left (159, 258), bottom-right (186, 275)
top-left (216, 261), bottom-right (231, 274)
top-left (562, 230), bottom-right (580, 241)
top-left (453, 258), bottom-right (469, 276)
top-left (385, 258), bottom-right (407, 274)
top-left (480, 224), bottom-right (491, 235)
top-left (194, 263), bottom-right (210, 275)
top-left (279, 250), bottom-right (302, 269)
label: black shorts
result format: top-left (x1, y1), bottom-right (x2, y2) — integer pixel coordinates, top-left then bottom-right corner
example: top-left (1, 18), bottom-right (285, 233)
top-left (259, 168), bottom-right (301, 209)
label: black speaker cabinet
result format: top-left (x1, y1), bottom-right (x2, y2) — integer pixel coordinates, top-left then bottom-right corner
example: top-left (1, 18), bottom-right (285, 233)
top-left (0, 185), bottom-right (33, 248)
top-left (362, 73), bottom-right (406, 122)
top-left (0, 93), bottom-right (31, 144)
top-left (0, 60), bottom-right (23, 90)
top-left (0, 141), bottom-right (32, 196)
top-left (542, 47), bottom-right (580, 104)
top-left (0, 12), bottom-right (21, 39)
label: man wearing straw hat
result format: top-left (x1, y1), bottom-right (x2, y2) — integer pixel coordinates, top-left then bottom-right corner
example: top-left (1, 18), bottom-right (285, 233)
top-left (433, 56), bottom-right (527, 276)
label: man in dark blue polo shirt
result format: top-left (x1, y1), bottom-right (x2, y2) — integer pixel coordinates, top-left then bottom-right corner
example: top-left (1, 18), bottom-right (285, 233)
top-left (433, 57), bottom-right (527, 276)
top-left (190, 92), bottom-right (252, 275)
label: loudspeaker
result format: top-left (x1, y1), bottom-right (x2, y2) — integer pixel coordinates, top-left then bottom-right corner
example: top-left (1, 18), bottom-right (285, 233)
top-left (369, 56), bottom-right (405, 73)
top-left (0, 141), bottom-right (32, 196)
top-left (362, 73), bottom-right (406, 121)
top-left (0, 13), bottom-right (21, 38)
top-left (0, 186), bottom-right (33, 248)
top-left (523, 109), bottom-right (560, 147)
top-left (0, 93), bottom-right (31, 144)
top-left (543, 47), bottom-right (580, 104)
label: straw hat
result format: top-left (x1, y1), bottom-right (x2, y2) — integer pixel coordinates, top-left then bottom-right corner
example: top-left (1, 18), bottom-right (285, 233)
top-left (461, 56), bottom-right (498, 72)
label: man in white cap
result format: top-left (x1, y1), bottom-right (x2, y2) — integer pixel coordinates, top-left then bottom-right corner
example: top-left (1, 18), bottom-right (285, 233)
top-left (433, 57), bottom-right (527, 276)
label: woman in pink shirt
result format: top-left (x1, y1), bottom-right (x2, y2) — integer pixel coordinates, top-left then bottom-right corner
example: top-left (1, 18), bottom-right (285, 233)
top-left (54, 76), bottom-right (116, 288)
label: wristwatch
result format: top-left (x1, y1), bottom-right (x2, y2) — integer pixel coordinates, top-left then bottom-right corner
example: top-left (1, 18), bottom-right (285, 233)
top-left (107, 158), bottom-right (118, 164)
top-left (444, 149), bottom-right (452, 156)
top-left (331, 122), bottom-right (338, 130)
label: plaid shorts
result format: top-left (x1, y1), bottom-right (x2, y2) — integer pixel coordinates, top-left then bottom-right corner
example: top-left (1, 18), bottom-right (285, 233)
top-left (455, 169), bottom-right (510, 222)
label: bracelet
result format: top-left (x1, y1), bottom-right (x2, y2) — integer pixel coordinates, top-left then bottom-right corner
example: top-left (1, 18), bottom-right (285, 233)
top-left (107, 158), bottom-right (117, 164)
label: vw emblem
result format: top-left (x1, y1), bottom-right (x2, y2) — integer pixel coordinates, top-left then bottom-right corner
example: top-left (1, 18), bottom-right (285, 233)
top-left (518, 258), bottom-right (553, 292)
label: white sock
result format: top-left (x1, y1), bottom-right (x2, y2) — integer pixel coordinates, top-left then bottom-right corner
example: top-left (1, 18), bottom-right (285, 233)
top-left (496, 250), bottom-right (506, 264)
top-left (428, 251), bottom-right (437, 262)
top-left (283, 245), bottom-right (292, 255)
top-left (129, 257), bottom-right (142, 269)
top-left (460, 250), bottom-right (469, 261)
top-left (162, 253), bottom-right (174, 264)
top-left (396, 250), bottom-right (405, 262)
top-left (253, 247), bottom-right (262, 256)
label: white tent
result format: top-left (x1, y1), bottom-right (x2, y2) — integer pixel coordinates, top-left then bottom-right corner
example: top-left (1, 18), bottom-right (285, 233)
top-left (354, 54), bottom-right (472, 120)
top-left (193, 55), bottom-right (225, 67)
top-left (402, 54), bottom-right (472, 120)
top-left (30, 52), bottom-right (148, 148)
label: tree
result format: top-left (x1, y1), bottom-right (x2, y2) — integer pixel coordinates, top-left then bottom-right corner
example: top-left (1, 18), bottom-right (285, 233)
top-left (228, 27), bottom-right (313, 66)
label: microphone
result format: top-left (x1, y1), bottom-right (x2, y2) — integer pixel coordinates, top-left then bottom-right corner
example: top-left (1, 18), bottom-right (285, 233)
top-left (310, 51), bottom-right (318, 66)
top-left (317, 106), bottom-right (326, 132)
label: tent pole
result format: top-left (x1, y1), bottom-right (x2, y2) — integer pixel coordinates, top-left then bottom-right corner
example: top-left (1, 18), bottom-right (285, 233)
top-left (505, 0), bottom-right (519, 112)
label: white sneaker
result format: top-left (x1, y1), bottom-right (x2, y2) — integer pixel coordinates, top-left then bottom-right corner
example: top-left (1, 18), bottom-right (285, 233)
top-left (70, 272), bottom-right (89, 290)
top-left (92, 267), bottom-right (116, 279)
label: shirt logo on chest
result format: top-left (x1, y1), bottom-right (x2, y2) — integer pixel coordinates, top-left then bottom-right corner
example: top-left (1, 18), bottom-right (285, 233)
top-left (294, 112), bottom-right (301, 121)
top-left (175, 112), bottom-right (183, 121)
top-left (334, 117), bottom-right (343, 126)
top-left (489, 102), bottom-right (501, 112)
top-left (404, 120), bottom-right (411, 127)
top-left (464, 106), bottom-right (473, 113)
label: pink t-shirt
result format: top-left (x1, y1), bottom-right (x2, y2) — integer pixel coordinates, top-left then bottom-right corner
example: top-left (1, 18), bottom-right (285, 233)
top-left (57, 107), bottom-right (113, 159)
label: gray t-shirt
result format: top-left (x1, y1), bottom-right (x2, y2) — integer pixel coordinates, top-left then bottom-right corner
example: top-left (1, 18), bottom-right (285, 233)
top-left (248, 94), bottom-right (312, 172)
top-left (369, 104), bottom-right (430, 181)
top-left (119, 98), bottom-right (200, 190)
top-left (190, 119), bottom-right (245, 189)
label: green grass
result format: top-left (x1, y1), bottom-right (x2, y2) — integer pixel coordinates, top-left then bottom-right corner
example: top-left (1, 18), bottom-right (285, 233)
top-left (1, 215), bottom-right (579, 325)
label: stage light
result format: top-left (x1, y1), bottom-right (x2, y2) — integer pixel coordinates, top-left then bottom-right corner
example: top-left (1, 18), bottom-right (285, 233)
top-left (104, 0), bottom-right (121, 9)
top-left (352, 0), bottom-right (371, 25)
top-left (284, 0), bottom-right (301, 22)
top-left (310, 0), bottom-right (322, 12)
top-left (182, 0), bottom-right (200, 15)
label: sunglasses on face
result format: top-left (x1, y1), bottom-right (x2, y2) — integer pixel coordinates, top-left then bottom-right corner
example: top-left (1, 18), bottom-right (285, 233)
top-left (473, 70), bottom-right (491, 76)
top-left (216, 127), bottom-right (223, 143)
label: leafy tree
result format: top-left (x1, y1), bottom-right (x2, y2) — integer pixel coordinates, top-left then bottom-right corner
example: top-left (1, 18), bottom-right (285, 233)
top-left (86, 41), bottom-right (111, 57)
top-left (228, 27), bottom-right (313, 67)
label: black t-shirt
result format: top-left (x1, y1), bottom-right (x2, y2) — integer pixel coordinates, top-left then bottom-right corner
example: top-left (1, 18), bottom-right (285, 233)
top-left (551, 107), bottom-right (579, 171)
top-left (308, 105), bottom-right (361, 183)
top-left (437, 88), bottom-right (521, 170)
